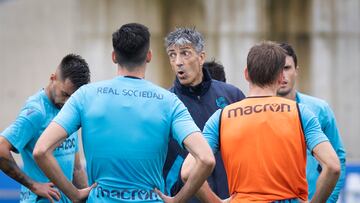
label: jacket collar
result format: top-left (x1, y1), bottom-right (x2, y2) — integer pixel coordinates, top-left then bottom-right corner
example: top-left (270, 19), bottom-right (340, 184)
top-left (174, 68), bottom-right (212, 96)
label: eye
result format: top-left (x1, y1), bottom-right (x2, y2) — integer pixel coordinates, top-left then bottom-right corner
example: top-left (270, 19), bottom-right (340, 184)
top-left (181, 50), bottom-right (191, 57)
top-left (284, 66), bottom-right (291, 70)
top-left (168, 52), bottom-right (176, 58)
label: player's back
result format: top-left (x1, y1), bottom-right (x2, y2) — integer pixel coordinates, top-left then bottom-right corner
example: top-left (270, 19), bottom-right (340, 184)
top-left (220, 96), bottom-right (308, 201)
top-left (78, 76), bottom-right (179, 202)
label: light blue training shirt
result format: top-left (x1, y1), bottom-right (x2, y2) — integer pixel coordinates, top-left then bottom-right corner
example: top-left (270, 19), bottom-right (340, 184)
top-left (53, 76), bottom-right (200, 203)
top-left (1, 89), bottom-right (78, 203)
top-left (296, 92), bottom-right (346, 202)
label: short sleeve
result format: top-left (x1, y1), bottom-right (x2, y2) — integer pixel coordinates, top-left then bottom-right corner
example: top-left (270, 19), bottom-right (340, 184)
top-left (170, 95), bottom-right (200, 148)
top-left (70, 131), bottom-right (79, 153)
top-left (53, 88), bottom-right (83, 137)
top-left (203, 109), bottom-right (221, 154)
top-left (299, 104), bottom-right (329, 152)
top-left (1, 108), bottom-right (43, 152)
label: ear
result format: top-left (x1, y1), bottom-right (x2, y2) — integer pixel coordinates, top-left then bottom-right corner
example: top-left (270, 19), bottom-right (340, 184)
top-left (199, 51), bottom-right (206, 66)
top-left (112, 51), bottom-right (117, 64)
top-left (145, 50), bottom-right (152, 63)
top-left (295, 65), bottom-right (299, 76)
top-left (244, 67), bottom-right (250, 82)
top-left (50, 73), bottom-right (56, 82)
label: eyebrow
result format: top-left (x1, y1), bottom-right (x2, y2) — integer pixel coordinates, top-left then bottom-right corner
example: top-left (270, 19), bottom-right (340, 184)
top-left (167, 46), bottom-right (193, 52)
top-left (179, 47), bottom-right (192, 51)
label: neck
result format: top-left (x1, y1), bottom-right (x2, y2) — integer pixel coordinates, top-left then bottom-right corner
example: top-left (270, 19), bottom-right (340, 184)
top-left (44, 85), bottom-right (51, 100)
top-left (190, 70), bottom-right (204, 87)
top-left (44, 84), bottom-right (56, 106)
top-left (248, 83), bottom-right (277, 97)
top-left (117, 65), bottom-right (145, 79)
top-left (283, 89), bottom-right (297, 101)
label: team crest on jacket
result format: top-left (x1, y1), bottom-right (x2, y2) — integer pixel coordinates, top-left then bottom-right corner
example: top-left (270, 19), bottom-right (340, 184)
top-left (216, 97), bottom-right (228, 108)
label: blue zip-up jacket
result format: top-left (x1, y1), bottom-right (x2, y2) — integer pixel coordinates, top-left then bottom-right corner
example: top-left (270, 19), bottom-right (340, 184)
top-left (163, 68), bottom-right (245, 202)
top-left (296, 92), bottom-right (346, 202)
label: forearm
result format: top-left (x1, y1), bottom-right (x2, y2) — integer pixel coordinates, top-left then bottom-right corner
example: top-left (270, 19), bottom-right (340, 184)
top-left (195, 182), bottom-right (222, 203)
top-left (34, 151), bottom-right (78, 200)
top-left (327, 157), bottom-right (346, 202)
top-left (0, 150), bottom-right (36, 190)
top-left (73, 167), bottom-right (88, 189)
top-left (311, 166), bottom-right (340, 203)
top-left (175, 158), bottom-right (214, 202)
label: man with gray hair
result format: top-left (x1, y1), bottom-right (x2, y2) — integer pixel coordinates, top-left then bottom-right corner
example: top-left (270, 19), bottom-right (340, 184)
top-left (163, 27), bottom-right (245, 202)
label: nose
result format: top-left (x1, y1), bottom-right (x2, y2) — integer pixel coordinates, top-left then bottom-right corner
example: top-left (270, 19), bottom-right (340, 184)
top-left (175, 54), bottom-right (183, 67)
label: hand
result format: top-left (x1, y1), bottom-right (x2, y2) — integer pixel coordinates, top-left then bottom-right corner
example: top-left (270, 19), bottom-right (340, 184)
top-left (72, 182), bottom-right (97, 203)
top-left (154, 188), bottom-right (179, 203)
top-left (31, 182), bottom-right (60, 203)
top-left (222, 197), bottom-right (231, 203)
top-left (221, 194), bottom-right (235, 203)
top-left (298, 199), bottom-right (309, 203)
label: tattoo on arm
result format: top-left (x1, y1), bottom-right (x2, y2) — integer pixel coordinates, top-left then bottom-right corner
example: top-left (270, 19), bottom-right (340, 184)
top-left (0, 152), bottom-right (35, 190)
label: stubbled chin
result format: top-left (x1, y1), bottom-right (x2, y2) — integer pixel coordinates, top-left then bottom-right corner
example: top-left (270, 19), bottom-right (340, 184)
top-left (178, 79), bottom-right (190, 86)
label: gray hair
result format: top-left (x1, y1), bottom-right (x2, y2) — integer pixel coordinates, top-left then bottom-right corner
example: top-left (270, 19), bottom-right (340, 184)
top-left (165, 27), bottom-right (205, 53)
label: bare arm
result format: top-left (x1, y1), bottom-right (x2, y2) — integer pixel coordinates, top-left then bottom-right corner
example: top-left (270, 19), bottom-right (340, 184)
top-left (33, 122), bottom-right (95, 202)
top-left (0, 137), bottom-right (60, 201)
top-left (72, 152), bottom-right (88, 189)
top-left (156, 132), bottom-right (215, 203)
top-left (310, 141), bottom-right (340, 203)
top-left (181, 154), bottom-right (222, 203)
top-left (323, 108), bottom-right (346, 202)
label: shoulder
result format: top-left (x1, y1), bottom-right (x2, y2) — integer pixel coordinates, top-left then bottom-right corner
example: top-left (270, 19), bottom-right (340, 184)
top-left (79, 80), bottom-right (112, 91)
top-left (146, 80), bottom-right (177, 96)
top-left (71, 80), bottom-right (115, 98)
top-left (297, 92), bottom-right (328, 106)
top-left (10, 101), bottom-right (46, 130)
top-left (211, 80), bottom-right (237, 90)
top-left (297, 92), bottom-right (332, 114)
top-left (169, 86), bottom-right (176, 94)
top-left (211, 80), bottom-right (244, 96)
top-left (22, 91), bottom-right (48, 120)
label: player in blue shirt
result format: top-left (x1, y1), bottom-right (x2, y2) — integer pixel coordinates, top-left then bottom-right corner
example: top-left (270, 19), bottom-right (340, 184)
top-left (0, 54), bottom-right (90, 202)
top-left (33, 23), bottom-right (215, 203)
top-left (277, 42), bottom-right (346, 202)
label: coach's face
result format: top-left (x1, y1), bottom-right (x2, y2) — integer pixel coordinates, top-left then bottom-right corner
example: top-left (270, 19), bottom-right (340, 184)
top-left (277, 55), bottom-right (298, 97)
top-left (167, 44), bottom-right (205, 87)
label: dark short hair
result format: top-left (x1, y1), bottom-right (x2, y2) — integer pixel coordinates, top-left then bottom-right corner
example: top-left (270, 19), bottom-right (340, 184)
top-left (203, 60), bottom-right (226, 82)
top-left (279, 42), bottom-right (298, 67)
top-left (59, 54), bottom-right (90, 89)
top-left (247, 41), bottom-right (286, 87)
top-left (112, 23), bottom-right (150, 69)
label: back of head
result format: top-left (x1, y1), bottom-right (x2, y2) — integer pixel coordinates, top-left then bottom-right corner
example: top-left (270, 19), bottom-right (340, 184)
top-left (59, 54), bottom-right (90, 90)
top-left (203, 60), bottom-right (226, 82)
top-left (112, 23), bottom-right (150, 69)
top-left (165, 27), bottom-right (204, 53)
top-left (278, 42), bottom-right (298, 67)
top-left (247, 41), bottom-right (286, 87)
